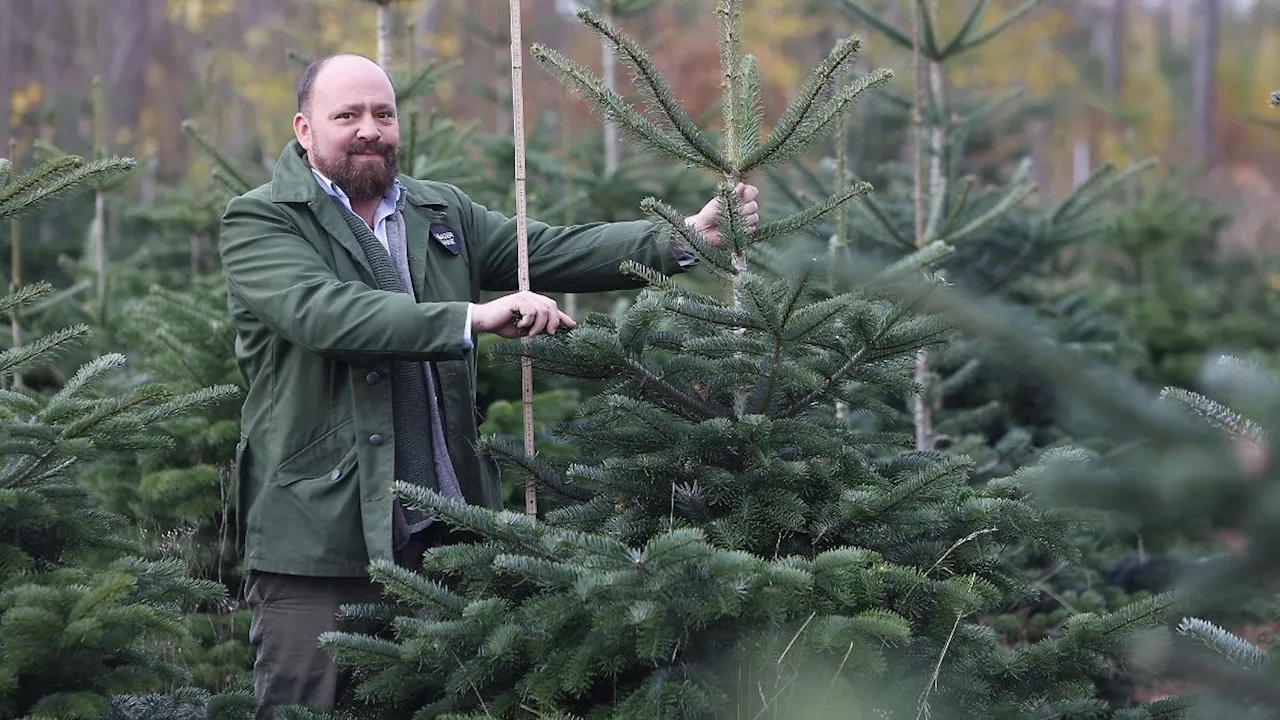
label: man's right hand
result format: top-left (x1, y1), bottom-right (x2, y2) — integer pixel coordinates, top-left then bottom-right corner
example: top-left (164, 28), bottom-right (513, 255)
top-left (470, 291), bottom-right (577, 339)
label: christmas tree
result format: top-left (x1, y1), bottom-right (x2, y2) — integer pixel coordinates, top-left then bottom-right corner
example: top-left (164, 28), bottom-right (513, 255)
top-left (317, 3), bottom-right (1180, 718)
top-left (0, 150), bottom-right (244, 718)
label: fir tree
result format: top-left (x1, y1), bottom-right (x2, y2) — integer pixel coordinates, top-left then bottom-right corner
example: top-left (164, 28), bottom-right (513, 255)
top-left (766, 0), bottom-right (1155, 474)
top-left (317, 4), bottom-right (1179, 718)
top-left (763, 9), bottom-right (1168, 706)
top-left (0, 152), bottom-right (242, 718)
top-left (886, 214), bottom-right (1280, 717)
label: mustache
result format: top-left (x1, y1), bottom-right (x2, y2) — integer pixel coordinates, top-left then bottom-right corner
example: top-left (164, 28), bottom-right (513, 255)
top-left (345, 140), bottom-right (394, 156)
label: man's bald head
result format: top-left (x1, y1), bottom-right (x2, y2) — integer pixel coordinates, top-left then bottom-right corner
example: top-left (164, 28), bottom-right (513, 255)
top-left (297, 53), bottom-right (392, 115)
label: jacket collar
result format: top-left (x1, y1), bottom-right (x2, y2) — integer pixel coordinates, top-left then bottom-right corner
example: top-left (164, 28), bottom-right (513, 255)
top-left (269, 138), bottom-right (447, 208)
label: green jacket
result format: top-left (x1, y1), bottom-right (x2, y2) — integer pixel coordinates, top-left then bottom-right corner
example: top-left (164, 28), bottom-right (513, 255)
top-left (219, 140), bottom-right (685, 577)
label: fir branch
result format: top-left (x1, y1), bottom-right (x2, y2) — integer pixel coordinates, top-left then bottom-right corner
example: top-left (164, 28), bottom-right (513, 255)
top-left (0, 281), bottom-right (52, 317)
top-left (853, 193), bottom-right (916, 251)
top-left (833, 0), bottom-right (914, 51)
top-left (0, 388), bottom-right (41, 416)
top-left (782, 344), bottom-right (869, 416)
top-left (734, 55), bottom-right (764, 162)
top-left (393, 57), bottom-right (463, 104)
top-left (871, 241), bottom-right (954, 287)
top-left (394, 482), bottom-right (550, 551)
top-left (662, 294), bottom-right (763, 331)
top-left (1177, 617), bottom-right (1269, 669)
top-left (492, 554), bottom-right (585, 588)
top-left (752, 180), bottom-right (874, 244)
top-left (1052, 158), bottom-right (1157, 224)
top-left (530, 44), bottom-right (722, 171)
top-left (862, 455), bottom-right (973, 520)
top-left (545, 496), bottom-right (615, 527)
top-left (618, 261), bottom-right (709, 306)
top-left (639, 197), bottom-right (736, 273)
top-left (0, 155), bottom-right (81, 207)
top-left (938, 181), bottom-right (1036, 245)
top-left (783, 296), bottom-right (855, 343)
top-left (59, 388), bottom-right (169, 440)
top-left (940, 0), bottom-right (993, 57)
top-left (0, 324), bottom-right (91, 378)
top-left (748, 334), bottom-right (784, 415)
top-left (918, 0), bottom-right (944, 60)
top-left (953, 85), bottom-right (1024, 136)
top-left (478, 435), bottom-right (593, 502)
top-left (1159, 387), bottom-right (1265, 441)
top-left (134, 385), bottom-right (241, 426)
top-left (599, 394), bottom-right (689, 445)
top-left (0, 157), bottom-right (135, 219)
top-left (368, 560), bottom-right (467, 614)
top-left (759, 67), bottom-right (895, 170)
top-left (742, 36), bottom-right (892, 171)
top-left (933, 175), bottom-right (976, 241)
top-left (181, 120), bottom-right (252, 194)
top-left (620, 354), bottom-right (723, 420)
top-left (575, 8), bottom-right (728, 170)
top-left (317, 632), bottom-right (406, 664)
top-left (737, 275), bottom-right (785, 339)
top-left (42, 354), bottom-right (127, 416)
top-left (951, 0), bottom-right (1046, 55)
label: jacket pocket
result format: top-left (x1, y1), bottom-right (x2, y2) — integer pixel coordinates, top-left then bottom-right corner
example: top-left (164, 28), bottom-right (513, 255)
top-left (275, 418), bottom-right (356, 487)
top-left (277, 443), bottom-right (358, 488)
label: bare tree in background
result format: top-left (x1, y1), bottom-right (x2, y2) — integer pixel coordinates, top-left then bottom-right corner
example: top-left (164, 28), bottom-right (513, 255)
top-left (1193, 0), bottom-right (1220, 167)
top-left (0, 0), bottom-right (12, 150)
top-left (1105, 0), bottom-right (1125, 102)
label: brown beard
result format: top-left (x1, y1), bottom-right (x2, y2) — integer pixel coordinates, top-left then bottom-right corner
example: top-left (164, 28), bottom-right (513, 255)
top-left (313, 139), bottom-right (399, 202)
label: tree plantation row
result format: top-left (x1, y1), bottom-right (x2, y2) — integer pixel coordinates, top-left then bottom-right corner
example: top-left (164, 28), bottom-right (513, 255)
top-left (3, 2), bottom-right (1280, 719)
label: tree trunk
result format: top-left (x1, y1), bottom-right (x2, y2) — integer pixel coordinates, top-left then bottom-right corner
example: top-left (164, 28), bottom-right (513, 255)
top-left (1105, 0), bottom-right (1125, 103)
top-left (8, 141), bottom-right (21, 387)
top-left (1192, 0), bottom-right (1220, 168)
top-left (910, 1), bottom-right (942, 452)
top-left (378, 1), bottom-right (394, 69)
top-left (0, 0), bottom-right (12, 149)
top-left (1169, 0), bottom-right (1193, 49)
top-left (601, 9), bottom-right (619, 176)
top-left (1072, 138), bottom-right (1091, 188)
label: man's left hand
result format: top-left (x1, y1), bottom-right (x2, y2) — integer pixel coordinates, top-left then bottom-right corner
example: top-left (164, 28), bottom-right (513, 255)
top-left (686, 182), bottom-right (760, 248)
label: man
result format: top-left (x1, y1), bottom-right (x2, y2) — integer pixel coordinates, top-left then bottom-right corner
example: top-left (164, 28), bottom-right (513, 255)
top-left (217, 52), bottom-right (758, 717)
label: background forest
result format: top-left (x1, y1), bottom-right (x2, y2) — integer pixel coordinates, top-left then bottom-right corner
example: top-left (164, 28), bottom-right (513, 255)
top-left (6, 0), bottom-right (1280, 718)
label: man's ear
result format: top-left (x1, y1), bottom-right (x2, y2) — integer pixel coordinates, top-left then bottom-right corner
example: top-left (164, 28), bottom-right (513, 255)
top-left (293, 113), bottom-right (311, 150)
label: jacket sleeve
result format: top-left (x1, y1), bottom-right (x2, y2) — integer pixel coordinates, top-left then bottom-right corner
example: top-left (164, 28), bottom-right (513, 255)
top-left (454, 188), bottom-right (689, 293)
top-left (218, 193), bottom-right (472, 363)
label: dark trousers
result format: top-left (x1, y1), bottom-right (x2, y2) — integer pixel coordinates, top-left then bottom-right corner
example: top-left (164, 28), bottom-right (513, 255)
top-left (246, 530), bottom-right (439, 719)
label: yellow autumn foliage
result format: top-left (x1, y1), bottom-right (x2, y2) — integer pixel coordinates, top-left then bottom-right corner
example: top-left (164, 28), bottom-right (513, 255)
top-left (942, 1), bottom-right (1079, 98)
top-left (9, 80), bottom-right (44, 128)
top-left (166, 0), bottom-right (238, 33)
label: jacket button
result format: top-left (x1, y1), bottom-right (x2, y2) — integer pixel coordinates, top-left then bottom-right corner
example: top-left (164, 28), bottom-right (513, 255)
top-left (369, 434), bottom-right (384, 446)
top-left (366, 371), bottom-right (380, 384)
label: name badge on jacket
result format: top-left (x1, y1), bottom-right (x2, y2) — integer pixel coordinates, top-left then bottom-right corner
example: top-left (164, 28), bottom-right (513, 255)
top-left (430, 223), bottom-right (461, 255)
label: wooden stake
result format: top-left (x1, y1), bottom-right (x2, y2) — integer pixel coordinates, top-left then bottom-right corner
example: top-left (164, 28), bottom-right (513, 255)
top-left (508, 0), bottom-right (537, 521)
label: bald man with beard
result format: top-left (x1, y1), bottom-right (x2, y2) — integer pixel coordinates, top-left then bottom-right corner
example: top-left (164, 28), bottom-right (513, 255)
top-left (217, 52), bottom-right (758, 716)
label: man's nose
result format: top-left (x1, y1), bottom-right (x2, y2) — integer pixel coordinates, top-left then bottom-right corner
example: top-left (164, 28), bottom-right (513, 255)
top-left (355, 116), bottom-right (380, 140)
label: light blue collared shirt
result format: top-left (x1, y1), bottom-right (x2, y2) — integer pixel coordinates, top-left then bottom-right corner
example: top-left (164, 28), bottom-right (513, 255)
top-left (311, 168), bottom-right (473, 349)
